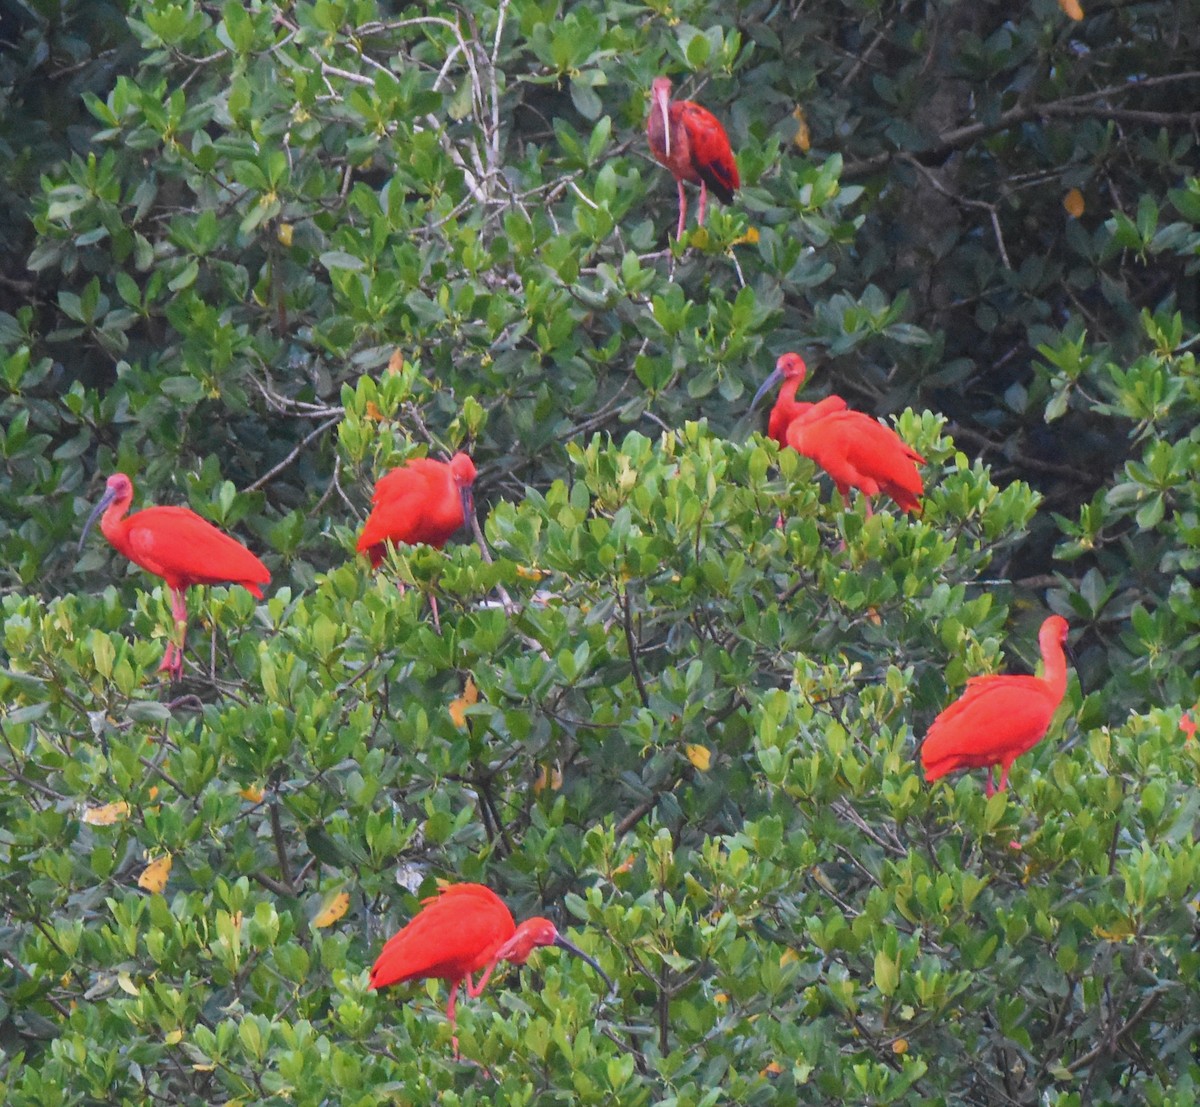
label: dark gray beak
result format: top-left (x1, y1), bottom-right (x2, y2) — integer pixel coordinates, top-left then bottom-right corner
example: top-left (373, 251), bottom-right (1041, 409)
top-left (459, 485), bottom-right (475, 533)
top-left (750, 366), bottom-right (784, 412)
top-left (78, 487), bottom-right (117, 553)
top-left (554, 934), bottom-right (615, 995)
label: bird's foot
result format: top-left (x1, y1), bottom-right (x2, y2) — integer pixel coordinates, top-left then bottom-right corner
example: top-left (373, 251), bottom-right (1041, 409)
top-left (158, 644), bottom-right (183, 680)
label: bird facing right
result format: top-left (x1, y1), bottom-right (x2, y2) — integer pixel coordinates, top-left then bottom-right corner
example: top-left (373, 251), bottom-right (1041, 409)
top-left (357, 452), bottom-right (476, 567)
top-left (921, 615), bottom-right (1071, 796)
top-left (369, 883), bottom-right (612, 1056)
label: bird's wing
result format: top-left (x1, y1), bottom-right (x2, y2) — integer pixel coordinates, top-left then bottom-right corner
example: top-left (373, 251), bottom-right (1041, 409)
top-left (369, 885), bottom-right (515, 989)
top-left (789, 395), bottom-right (851, 429)
top-left (123, 507), bottom-right (269, 593)
top-left (678, 102), bottom-right (739, 203)
top-left (788, 412), bottom-right (924, 509)
top-left (922, 677), bottom-right (1059, 772)
top-left (357, 467), bottom-right (438, 553)
top-left (370, 460), bottom-right (444, 506)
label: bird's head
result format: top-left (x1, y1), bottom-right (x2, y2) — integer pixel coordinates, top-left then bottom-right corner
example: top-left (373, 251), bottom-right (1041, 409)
top-left (494, 917), bottom-right (614, 994)
top-left (449, 452), bottom-right (476, 524)
top-left (1041, 614), bottom-right (1071, 657)
top-left (651, 76), bottom-right (673, 157)
top-left (79, 473), bottom-right (134, 552)
top-left (750, 352), bottom-right (808, 411)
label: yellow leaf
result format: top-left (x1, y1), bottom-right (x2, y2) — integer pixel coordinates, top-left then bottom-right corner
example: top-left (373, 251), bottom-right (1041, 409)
top-left (364, 401), bottom-right (384, 422)
top-left (164, 1028), bottom-right (184, 1046)
top-left (138, 853), bottom-right (172, 894)
top-left (313, 890), bottom-right (351, 929)
top-left (276, 222), bottom-right (294, 247)
top-left (760, 1061), bottom-right (784, 1077)
top-left (192, 1063), bottom-right (216, 1072)
top-left (1063, 188), bottom-right (1085, 217)
top-left (714, 992), bottom-right (729, 1005)
top-left (1058, 0), bottom-right (1084, 19)
top-left (147, 785), bottom-right (159, 802)
top-left (387, 349), bottom-right (405, 375)
top-left (792, 105), bottom-right (811, 152)
top-left (892, 1038), bottom-right (908, 1055)
top-left (533, 763), bottom-right (563, 794)
top-left (448, 676), bottom-right (479, 728)
top-left (685, 744), bottom-right (712, 772)
top-left (118, 971), bottom-right (139, 996)
top-left (82, 801), bottom-right (130, 826)
top-left (240, 784), bottom-right (265, 803)
top-left (732, 227), bottom-right (760, 246)
top-left (779, 948), bottom-right (799, 967)
top-left (516, 564), bottom-right (547, 581)
top-left (613, 853), bottom-right (636, 875)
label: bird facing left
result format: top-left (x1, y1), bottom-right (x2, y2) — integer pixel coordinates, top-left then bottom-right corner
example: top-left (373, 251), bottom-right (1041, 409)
top-left (79, 473), bottom-right (270, 679)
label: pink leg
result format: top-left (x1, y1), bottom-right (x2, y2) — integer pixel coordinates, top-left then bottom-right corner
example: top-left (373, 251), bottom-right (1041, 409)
top-left (429, 594), bottom-right (442, 634)
top-left (467, 958), bottom-right (499, 998)
top-left (158, 641), bottom-right (180, 676)
top-left (676, 179), bottom-right (688, 239)
top-left (158, 587), bottom-right (188, 679)
top-left (446, 978), bottom-right (462, 1058)
top-left (997, 762), bottom-right (1012, 793)
top-left (984, 769), bottom-right (995, 798)
top-left (697, 181), bottom-right (708, 227)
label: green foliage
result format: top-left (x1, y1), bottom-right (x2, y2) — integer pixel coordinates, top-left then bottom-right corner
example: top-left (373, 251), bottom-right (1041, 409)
top-left (2, 0), bottom-right (1199, 1102)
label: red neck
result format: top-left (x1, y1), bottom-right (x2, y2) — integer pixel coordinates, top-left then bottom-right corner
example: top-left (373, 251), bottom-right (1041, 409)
top-left (767, 376), bottom-right (805, 445)
top-left (1039, 625), bottom-right (1069, 702)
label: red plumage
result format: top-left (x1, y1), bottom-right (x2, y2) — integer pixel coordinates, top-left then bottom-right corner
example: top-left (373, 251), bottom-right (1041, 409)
top-left (369, 882), bottom-right (612, 1056)
top-left (754, 351), bottom-right (924, 514)
top-left (921, 616), bottom-right (1071, 795)
top-left (758, 352), bottom-right (848, 446)
top-left (369, 884), bottom-right (515, 991)
top-left (357, 452), bottom-right (476, 567)
top-left (647, 76), bottom-right (740, 239)
top-left (786, 410), bottom-right (926, 515)
top-left (80, 473), bottom-right (270, 678)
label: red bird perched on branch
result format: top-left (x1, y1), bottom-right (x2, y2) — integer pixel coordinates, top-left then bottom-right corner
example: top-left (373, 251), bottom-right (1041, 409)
top-left (921, 615), bottom-right (1071, 796)
top-left (79, 473), bottom-right (270, 679)
top-left (753, 352), bottom-right (926, 514)
top-left (369, 883), bottom-right (612, 1055)
top-left (356, 453), bottom-right (476, 567)
top-left (753, 352), bottom-right (848, 445)
top-left (647, 76), bottom-right (740, 240)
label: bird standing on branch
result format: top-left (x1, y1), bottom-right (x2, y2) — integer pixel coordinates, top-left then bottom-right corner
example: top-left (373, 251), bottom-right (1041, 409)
top-left (79, 473), bottom-right (270, 679)
top-left (921, 615), bottom-right (1072, 796)
top-left (753, 352), bottom-right (926, 515)
top-left (369, 883), bottom-right (612, 1056)
top-left (647, 76), bottom-right (740, 240)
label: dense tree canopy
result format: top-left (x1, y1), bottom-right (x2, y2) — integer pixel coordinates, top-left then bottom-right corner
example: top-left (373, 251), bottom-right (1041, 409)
top-left (1, 0), bottom-right (1198, 1103)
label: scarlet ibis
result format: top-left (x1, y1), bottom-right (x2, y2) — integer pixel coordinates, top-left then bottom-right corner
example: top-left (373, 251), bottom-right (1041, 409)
top-left (79, 473), bottom-right (270, 678)
top-left (753, 352), bottom-right (925, 514)
top-left (647, 76), bottom-right (740, 240)
top-left (1182, 712), bottom-right (1196, 742)
top-left (356, 453), bottom-right (476, 567)
top-left (752, 352), bottom-right (848, 446)
top-left (921, 615), bottom-right (1071, 796)
top-left (369, 883), bottom-right (612, 1055)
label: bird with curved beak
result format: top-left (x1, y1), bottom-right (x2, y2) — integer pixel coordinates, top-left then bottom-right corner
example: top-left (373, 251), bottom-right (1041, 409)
top-left (79, 473), bottom-right (270, 678)
top-left (646, 76), bottom-right (740, 240)
top-left (369, 883), bottom-right (613, 1057)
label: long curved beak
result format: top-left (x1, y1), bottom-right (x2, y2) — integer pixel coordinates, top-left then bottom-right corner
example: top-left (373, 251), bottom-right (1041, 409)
top-left (78, 487), bottom-right (116, 553)
top-left (459, 485), bottom-right (475, 532)
top-left (554, 935), bottom-right (615, 995)
top-left (750, 366), bottom-right (784, 411)
top-left (656, 89), bottom-right (672, 158)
